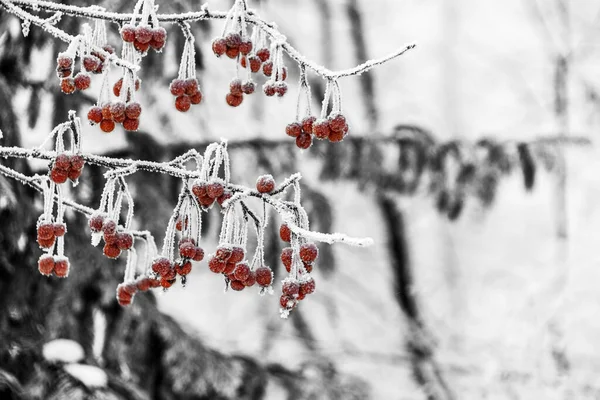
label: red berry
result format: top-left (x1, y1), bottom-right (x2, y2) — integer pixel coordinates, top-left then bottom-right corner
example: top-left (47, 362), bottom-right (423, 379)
top-left (192, 247), bottom-right (204, 262)
top-left (328, 113), bottom-right (346, 132)
top-left (103, 45), bottom-right (115, 55)
top-left (243, 271), bottom-right (256, 287)
top-left (175, 261), bottom-right (192, 276)
top-left (312, 119), bottom-right (331, 140)
top-left (229, 246), bottom-right (245, 264)
top-left (280, 295), bottom-right (294, 308)
top-left (281, 247), bottom-right (293, 272)
top-left (190, 91), bottom-right (202, 105)
top-left (299, 279), bottom-right (316, 295)
top-left (175, 216), bottom-right (187, 231)
top-left (256, 174), bottom-right (275, 193)
top-left (192, 182), bottom-right (207, 197)
top-left (100, 119), bottom-right (115, 133)
top-left (152, 27), bottom-right (167, 43)
top-left (230, 280), bottom-right (245, 291)
top-left (134, 40), bottom-right (150, 53)
top-left (255, 266), bottom-right (273, 287)
top-left (116, 232), bottom-right (134, 250)
top-left (56, 67), bottom-right (72, 79)
top-left (82, 55), bottom-right (100, 72)
top-left (230, 79), bottom-right (243, 96)
top-left (70, 155), bottom-right (85, 171)
top-left (136, 278), bottom-right (152, 292)
top-left (328, 129), bottom-right (346, 143)
top-left (179, 237), bottom-right (196, 246)
top-left (170, 79), bottom-right (186, 96)
top-left (262, 61), bottom-right (273, 76)
top-left (110, 102), bottom-right (126, 120)
top-left (60, 78), bottom-right (76, 94)
top-left (38, 255), bottom-right (55, 276)
top-left (212, 38), bottom-right (227, 56)
top-left (150, 38), bottom-right (165, 51)
top-left (217, 191), bottom-right (232, 207)
top-left (117, 291), bottom-right (133, 306)
top-left (263, 83), bottom-right (276, 97)
top-left (282, 280), bottom-right (300, 297)
top-left (68, 168), bottom-right (81, 181)
top-left (37, 236), bottom-right (56, 249)
top-left (38, 223), bottom-right (55, 240)
top-left (215, 246), bottom-right (232, 261)
top-left (225, 33), bottom-right (242, 49)
top-left (152, 257), bottom-right (172, 276)
top-left (256, 48), bottom-right (270, 62)
top-left (121, 25), bottom-right (136, 42)
top-left (74, 72), bottom-right (91, 91)
top-left (101, 104), bottom-right (112, 120)
top-left (280, 224), bottom-right (292, 242)
top-left (299, 243), bottom-right (318, 263)
top-left (248, 56), bottom-right (262, 73)
top-left (50, 168), bottom-right (68, 184)
top-left (123, 118), bottom-right (140, 131)
top-left (55, 154), bottom-right (71, 170)
top-left (160, 278), bottom-right (175, 289)
top-left (184, 79), bottom-right (199, 96)
top-left (275, 82), bottom-right (288, 97)
top-left (102, 219), bottom-right (117, 235)
top-left (125, 102), bottom-right (142, 119)
top-left (278, 67), bottom-right (288, 81)
top-left (175, 95), bottom-right (191, 112)
top-left (206, 182), bottom-right (224, 199)
top-left (57, 55), bottom-right (73, 69)
top-left (208, 257), bottom-right (226, 273)
top-left (103, 243), bottom-right (121, 259)
top-left (240, 40), bottom-right (253, 55)
top-left (233, 262), bottom-right (251, 281)
top-left (53, 223), bottom-right (66, 237)
top-left (223, 262), bottom-right (236, 275)
top-left (53, 257), bottom-right (70, 278)
top-left (135, 25), bottom-right (153, 44)
top-left (301, 116), bottom-right (316, 134)
top-left (226, 93), bottom-right (243, 107)
top-left (285, 123), bottom-right (302, 138)
top-left (179, 242), bottom-right (197, 259)
top-left (87, 107), bottom-right (103, 124)
top-left (89, 214), bottom-right (104, 233)
top-left (242, 81), bottom-right (255, 95)
top-left (225, 46), bottom-right (239, 59)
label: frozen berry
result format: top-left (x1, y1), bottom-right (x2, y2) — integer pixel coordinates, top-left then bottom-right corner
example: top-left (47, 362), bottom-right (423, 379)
top-left (328, 129), bottom-right (346, 143)
top-left (151, 27), bottom-right (167, 45)
top-left (57, 54), bottom-right (73, 69)
top-left (304, 262), bottom-right (313, 273)
top-left (38, 223), bottom-right (55, 240)
top-left (116, 232), bottom-right (134, 250)
top-left (281, 247), bottom-right (293, 272)
top-left (280, 224), bottom-right (292, 242)
top-left (225, 33), bottom-right (242, 49)
top-left (89, 214), bottom-right (104, 233)
top-left (255, 266), bottom-right (273, 287)
top-left (135, 25), bottom-right (153, 44)
top-left (223, 262), bottom-right (236, 275)
top-left (53, 257), bottom-right (69, 278)
top-left (152, 257), bottom-right (172, 276)
top-left (275, 82), bottom-right (288, 97)
top-left (239, 40), bottom-right (253, 55)
top-left (217, 191), bottom-right (232, 207)
top-left (101, 219), bottom-right (116, 235)
top-left (285, 122), bottom-right (302, 138)
top-left (134, 40), bottom-right (150, 52)
top-left (280, 295), bottom-right (294, 308)
top-left (100, 119), bottom-right (115, 133)
top-left (230, 280), bottom-right (245, 291)
top-left (248, 56), bottom-right (262, 73)
top-left (175, 261), bottom-right (192, 276)
top-left (256, 48), bottom-right (270, 62)
top-left (170, 79), bottom-right (186, 96)
top-left (123, 118), bottom-right (139, 131)
top-left (301, 116), bottom-right (316, 134)
top-left (83, 55), bottom-right (100, 72)
top-left (184, 79), bottom-right (199, 96)
top-left (125, 102), bottom-right (142, 119)
top-left (230, 79), bottom-right (243, 96)
top-left (241, 81), bottom-right (255, 95)
top-left (110, 102), bottom-right (126, 120)
top-left (263, 83), bottom-right (276, 97)
top-left (282, 280), bottom-right (300, 297)
top-left (56, 67), bottom-right (72, 79)
top-left (50, 168), bottom-right (68, 184)
top-left (38, 254), bottom-right (55, 276)
top-left (37, 236), bottom-right (56, 249)
top-left (229, 246), bottom-right (245, 264)
top-left (212, 38), bottom-right (227, 56)
top-left (207, 182), bottom-right (224, 199)
top-left (179, 241), bottom-right (197, 259)
top-left (136, 278), bottom-right (152, 292)
top-left (192, 181), bottom-right (208, 197)
top-left (88, 107), bottom-right (102, 124)
top-left (215, 246), bottom-right (232, 261)
top-left (256, 174), bottom-right (275, 193)
top-left (103, 243), bottom-right (121, 259)
top-left (150, 37), bottom-right (165, 51)
top-left (190, 91), bottom-right (202, 104)
top-left (53, 223), bottom-right (66, 237)
top-left (243, 271), bottom-right (256, 287)
top-left (68, 168), bottom-right (81, 181)
top-left (299, 279), bottom-right (316, 295)
top-left (312, 119), bottom-right (331, 140)
top-left (278, 67), bottom-right (288, 81)
top-left (60, 78), bottom-right (76, 94)
top-left (160, 278), bottom-right (175, 289)
top-left (225, 46), bottom-right (239, 59)
top-left (233, 262), bottom-right (251, 281)
top-left (262, 61), bottom-right (273, 76)
top-left (175, 95), bottom-right (191, 112)
top-left (226, 93), bottom-right (243, 107)
top-left (54, 154), bottom-right (71, 171)
top-left (70, 155), bottom-right (85, 171)
top-left (208, 257), bottom-right (226, 273)
top-left (175, 216), bottom-right (187, 231)
top-left (328, 113), bottom-right (346, 132)
top-left (192, 247), bottom-right (204, 262)
top-left (121, 25), bottom-right (136, 42)
top-left (299, 243), bottom-right (318, 263)
top-left (74, 72), bottom-right (91, 91)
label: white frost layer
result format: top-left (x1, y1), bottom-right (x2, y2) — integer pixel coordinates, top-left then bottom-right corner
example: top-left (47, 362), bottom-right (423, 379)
top-left (42, 339), bottom-right (84, 363)
top-left (63, 363), bottom-right (108, 388)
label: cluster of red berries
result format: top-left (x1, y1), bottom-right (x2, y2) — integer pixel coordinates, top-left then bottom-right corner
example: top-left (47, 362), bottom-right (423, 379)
top-left (285, 112), bottom-right (348, 149)
top-left (116, 276), bottom-right (161, 306)
top-left (38, 254), bottom-right (70, 278)
top-left (226, 78), bottom-right (255, 107)
top-left (49, 153), bottom-right (85, 184)
top-left (212, 33), bottom-right (253, 60)
top-left (56, 54), bottom-right (91, 94)
top-left (169, 78), bottom-right (203, 112)
top-left (279, 277), bottom-right (316, 313)
top-left (191, 179), bottom-right (231, 208)
top-left (262, 64), bottom-right (288, 98)
top-left (206, 245), bottom-right (273, 291)
top-left (279, 225), bottom-right (318, 274)
top-left (82, 45), bottom-right (115, 75)
top-left (151, 243), bottom-right (202, 289)
top-left (87, 102), bottom-right (142, 133)
top-left (113, 77), bottom-right (141, 99)
top-left (88, 214), bottom-right (134, 259)
top-left (36, 220), bottom-right (66, 250)
top-left (120, 24), bottom-right (167, 53)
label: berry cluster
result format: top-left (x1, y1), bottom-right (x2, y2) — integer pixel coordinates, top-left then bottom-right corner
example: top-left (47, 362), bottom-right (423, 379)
top-left (191, 179), bottom-right (230, 208)
top-left (285, 116), bottom-right (315, 150)
top-left (82, 45), bottom-right (115, 75)
top-left (226, 78), bottom-right (255, 107)
top-left (286, 112), bottom-right (349, 149)
top-left (38, 254), bottom-right (70, 278)
top-left (169, 78), bottom-right (202, 112)
top-left (87, 101), bottom-right (142, 133)
top-left (212, 33), bottom-right (253, 60)
top-left (49, 153), bottom-right (85, 184)
top-left (120, 24), bottom-right (166, 54)
top-left (88, 214), bottom-right (135, 260)
top-left (113, 77), bottom-right (141, 98)
top-left (56, 54), bottom-right (91, 95)
top-left (116, 276), bottom-right (161, 306)
top-left (37, 220), bottom-right (66, 250)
